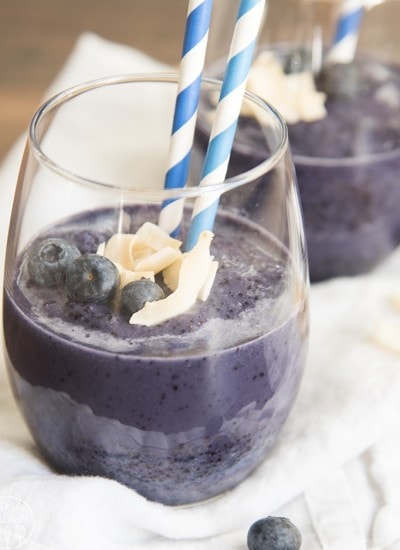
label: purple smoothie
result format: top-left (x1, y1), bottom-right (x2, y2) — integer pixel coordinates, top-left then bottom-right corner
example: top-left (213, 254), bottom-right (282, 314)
top-left (207, 55), bottom-right (400, 281)
top-left (3, 207), bottom-right (308, 505)
top-left (289, 57), bottom-right (400, 281)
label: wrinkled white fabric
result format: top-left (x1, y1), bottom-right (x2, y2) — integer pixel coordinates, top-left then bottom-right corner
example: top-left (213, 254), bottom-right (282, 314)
top-left (1, 33), bottom-right (400, 549)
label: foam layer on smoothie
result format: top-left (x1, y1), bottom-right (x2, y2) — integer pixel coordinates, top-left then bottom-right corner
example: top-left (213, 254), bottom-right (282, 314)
top-left (15, 207), bottom-right (292, 356)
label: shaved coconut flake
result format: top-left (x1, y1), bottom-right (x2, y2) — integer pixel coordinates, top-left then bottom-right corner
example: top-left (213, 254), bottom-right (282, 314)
top-left (96, 241), bottom-right (106, 256)
top-left (163, 253), bottom-right (218, 297)
top-left (244, 50), bottom-right (326, 124)
top-left (103, 234), bottom-right (136, 270)
top-left (198, 260), bottom-right (218, 301)
top-left (162, 255), bottom-right (183, 291)
top-left (134, 246), bottom-right (181, 274)
top-left (134, 222), bottom-right (182, 252)
top-left (132, 247), bottom-right (154, 262)
top-left (95, 221), bottom-right (217, 324)
top-left (373, 321), bottom-right (400, 355)
top-left (119, 268), bottom-right (155, 288)
top-left (130, 231), bottom-right (215, 326)
top-left (389, 292), bottom-right (400, 312)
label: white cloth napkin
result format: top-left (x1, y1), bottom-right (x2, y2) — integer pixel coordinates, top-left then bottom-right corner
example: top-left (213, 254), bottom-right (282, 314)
top-left (1, 33), bottom-right (400, 550)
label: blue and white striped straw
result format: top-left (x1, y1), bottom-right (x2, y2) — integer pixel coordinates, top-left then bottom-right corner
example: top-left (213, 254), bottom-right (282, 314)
top-left (158, 0), bottom-right (213, 237)
top-left (326, 0), bottom-right (364, 64)
top-left (185, 0), bottom-right (266, 251)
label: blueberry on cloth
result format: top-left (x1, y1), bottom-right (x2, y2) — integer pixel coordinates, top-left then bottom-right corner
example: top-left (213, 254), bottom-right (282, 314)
top-left (66, 254), bottom-right (119, 304)
top-left (247, 516), bottom-right (302, 550)
top-left (121, 279), bottom-right (165, 315)
top-left (27, 237), bottom-right (81, 287)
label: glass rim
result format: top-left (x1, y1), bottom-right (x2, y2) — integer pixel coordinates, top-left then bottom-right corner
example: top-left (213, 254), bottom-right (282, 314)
top-left (29, 72), bottom-right (289, 199)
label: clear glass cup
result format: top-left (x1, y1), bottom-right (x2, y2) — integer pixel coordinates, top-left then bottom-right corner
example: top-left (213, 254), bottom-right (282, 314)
top-left (3, 74), bottom-right (309, 505)
top-left (207, 0), bottom-right (400, 281)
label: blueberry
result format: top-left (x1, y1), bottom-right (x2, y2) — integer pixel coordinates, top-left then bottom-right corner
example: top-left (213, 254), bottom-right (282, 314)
top-left (74, 229), bottom-right (112, 254)
top-left (66, 254), bottom-right (120, 304)
top-left (284, 48), bottom-right (310, 74)
top-left (247, 516), bottom-right (302, 550)
top-left (318, 63), bottom-right (362, 99)
top-left (27, 238), bottom-right (81, 287)
top-left (121, 279), bottom-right (165, 315)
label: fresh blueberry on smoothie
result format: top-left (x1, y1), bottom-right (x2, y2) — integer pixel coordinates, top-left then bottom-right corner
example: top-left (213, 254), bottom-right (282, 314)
top-left (27, 238), bottom-right (80, 287)
top-left (66, 254), bottom-right (120, 304)
top-left (121, 279), bottom-right (165, 315)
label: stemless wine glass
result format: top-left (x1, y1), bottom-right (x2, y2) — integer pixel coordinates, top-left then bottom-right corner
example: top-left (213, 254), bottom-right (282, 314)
top-left (288, 0), bottom-right (400, 281)
top-left (3, 74), bottom-right (309, 506)
top-left (207, 0), bottom-right (400, 281)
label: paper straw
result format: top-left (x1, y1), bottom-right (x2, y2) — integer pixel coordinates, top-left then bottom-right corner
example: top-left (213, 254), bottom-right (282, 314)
top-left (185, 0), bottom-right (266, 251)
top-left (158, 0), bottom-right (213, 237)
top-left (326, 0), bottom-right (364, 64)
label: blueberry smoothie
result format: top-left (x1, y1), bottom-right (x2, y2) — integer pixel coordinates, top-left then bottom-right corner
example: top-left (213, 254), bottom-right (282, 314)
top-left (3, 207), bottom-right (308, 505)
top-left (207, 53), bottom-right (400, 281)
top-left (289, 58), bottom-right (400, 281)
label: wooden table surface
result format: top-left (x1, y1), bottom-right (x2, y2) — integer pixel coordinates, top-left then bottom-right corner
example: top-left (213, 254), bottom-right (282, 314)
top-left (0, 0), bottom-right (307, 161)
top-left (0, 0), bottom-right (189, 161)
top-left (1, 0), bottom-right (398, 162)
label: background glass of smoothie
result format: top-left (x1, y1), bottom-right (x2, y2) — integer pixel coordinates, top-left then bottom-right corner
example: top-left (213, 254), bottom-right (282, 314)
top-left (207, 0), bottom-right (400, 281)
top-left (3, 74), bottom-right (309, 505)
